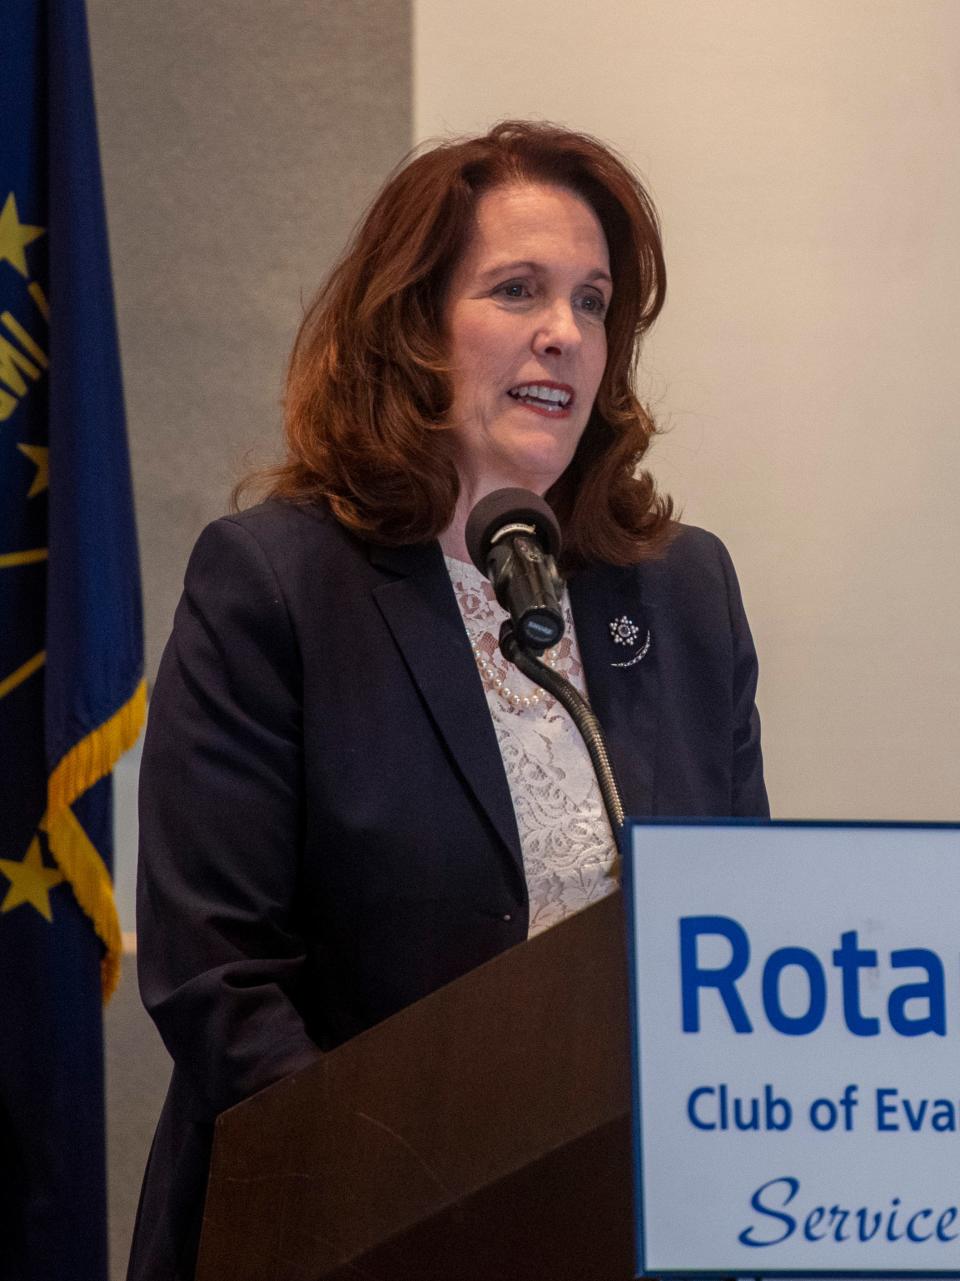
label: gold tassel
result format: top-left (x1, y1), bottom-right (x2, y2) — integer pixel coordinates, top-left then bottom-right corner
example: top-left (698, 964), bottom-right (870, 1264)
top-left (43, 806), bottom-right (123, 1000)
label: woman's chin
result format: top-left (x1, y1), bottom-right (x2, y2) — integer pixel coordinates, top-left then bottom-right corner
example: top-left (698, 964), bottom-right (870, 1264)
top-left (478, 436), bottom-right (581, 496)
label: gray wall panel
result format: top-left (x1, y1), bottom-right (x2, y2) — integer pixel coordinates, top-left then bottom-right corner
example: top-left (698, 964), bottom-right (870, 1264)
top-left (88, 0), bottom-right (412, 680)
top-left (87, 7), bottom-right (411, 1275)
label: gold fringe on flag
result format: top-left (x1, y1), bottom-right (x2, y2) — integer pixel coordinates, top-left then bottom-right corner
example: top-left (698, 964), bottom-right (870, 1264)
top-left (47, 679), bottom-right (147, 815)
top-left (44, 678), bottom-right (147, 1001)
top-left (43, 806), bottom-right (123, 1000)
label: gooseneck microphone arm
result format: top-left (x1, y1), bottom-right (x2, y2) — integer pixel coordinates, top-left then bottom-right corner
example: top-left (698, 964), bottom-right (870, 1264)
top-left (498, 620), bottom-right (626, 843)
top-left (465, 488), bottom-right (626, 859)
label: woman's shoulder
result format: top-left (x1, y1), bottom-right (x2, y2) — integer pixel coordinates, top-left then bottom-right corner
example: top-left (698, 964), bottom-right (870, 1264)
top-left (632, 521), bottom-right (739, 596)
top-left (582, 521), bottom-right (752, 639)
top-left (191, 498), bottom-right (362, 576)
top-left (663, 520), bottom-right (731, 562)
top-left (180, 498), bottom-right (394, 642)
top-left (207, 496), bottom-right (337, 547)
top-left (648, 523), bottom-right (756, 643)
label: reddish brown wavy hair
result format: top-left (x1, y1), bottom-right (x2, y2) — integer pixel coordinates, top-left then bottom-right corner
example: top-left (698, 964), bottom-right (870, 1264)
top-left (246, 121), bottom-right (674, 570)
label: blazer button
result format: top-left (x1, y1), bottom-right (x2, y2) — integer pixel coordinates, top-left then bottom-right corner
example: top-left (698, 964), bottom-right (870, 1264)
top-left (502, 912), bottom-right (512, 922)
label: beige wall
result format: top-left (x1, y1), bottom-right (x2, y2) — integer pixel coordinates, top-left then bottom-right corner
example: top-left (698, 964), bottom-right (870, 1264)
top-left (415, 0), bottom-right (960, 821)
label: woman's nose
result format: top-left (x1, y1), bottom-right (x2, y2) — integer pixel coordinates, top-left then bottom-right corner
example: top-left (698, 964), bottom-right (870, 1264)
top-left (532, 299), bottom-right (581, 356)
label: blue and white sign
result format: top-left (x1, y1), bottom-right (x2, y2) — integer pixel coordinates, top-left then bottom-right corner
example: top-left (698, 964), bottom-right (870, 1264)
top-left (625, 820), bottom-right (960, 1277)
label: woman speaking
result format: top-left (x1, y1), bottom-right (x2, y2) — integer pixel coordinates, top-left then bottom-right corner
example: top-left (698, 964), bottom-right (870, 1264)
top-left (129, 120), bottom-right (768, 1280)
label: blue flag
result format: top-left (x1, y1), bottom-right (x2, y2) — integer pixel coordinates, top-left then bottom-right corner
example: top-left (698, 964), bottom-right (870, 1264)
top-left (0, 1), bottom-right (145, 1276)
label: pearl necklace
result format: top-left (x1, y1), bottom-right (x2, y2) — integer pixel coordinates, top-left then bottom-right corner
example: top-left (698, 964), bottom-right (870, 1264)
top-left (469, 633), bottom-right (563, 711)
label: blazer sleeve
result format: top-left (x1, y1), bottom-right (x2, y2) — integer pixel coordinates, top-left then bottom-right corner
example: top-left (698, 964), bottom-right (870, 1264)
top-left (137, 517), bottom-right (320, 1119)
top-left (715, 536), bottom-right (769, 818)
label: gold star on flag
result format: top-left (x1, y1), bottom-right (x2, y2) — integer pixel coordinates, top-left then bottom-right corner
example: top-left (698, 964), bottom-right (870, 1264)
top-left (0, 193), bottom-right (45, 279)
top-left (17, 444), bottom-right (49, 497)
top-left (0, 835), bottom-right (64, 921)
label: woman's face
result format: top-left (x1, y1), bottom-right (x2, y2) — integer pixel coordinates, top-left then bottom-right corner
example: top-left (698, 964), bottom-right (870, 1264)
top-left (444, 182), bottom-right (611, 500)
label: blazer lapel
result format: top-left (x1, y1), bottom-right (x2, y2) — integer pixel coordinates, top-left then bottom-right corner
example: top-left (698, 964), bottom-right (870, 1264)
top-left (569, 561), bottom-right (662, 820)
top-left (369, 542), bottom-right (525, 884)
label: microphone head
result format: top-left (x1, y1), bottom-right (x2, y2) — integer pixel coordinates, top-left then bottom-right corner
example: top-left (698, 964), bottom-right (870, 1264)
top-left (464, 488), bottom-right (562, 576)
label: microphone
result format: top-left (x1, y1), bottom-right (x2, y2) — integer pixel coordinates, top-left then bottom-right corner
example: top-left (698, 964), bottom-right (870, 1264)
top-left (464, 488), bottom-right (564, 653)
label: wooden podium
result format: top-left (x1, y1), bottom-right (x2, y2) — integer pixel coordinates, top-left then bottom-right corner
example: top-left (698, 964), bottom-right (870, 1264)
top-left (195, 891), bottom-right (636, 1281)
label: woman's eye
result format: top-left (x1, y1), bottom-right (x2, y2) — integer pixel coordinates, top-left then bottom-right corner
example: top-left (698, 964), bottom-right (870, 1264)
top-left (578, 293), bottom-right (607, 316)
top-left (495, 281), bottom-right (531, 299)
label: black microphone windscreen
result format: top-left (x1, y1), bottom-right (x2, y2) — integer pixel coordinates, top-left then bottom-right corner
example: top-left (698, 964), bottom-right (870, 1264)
top-left (464, 488), bottom-right (561, 576)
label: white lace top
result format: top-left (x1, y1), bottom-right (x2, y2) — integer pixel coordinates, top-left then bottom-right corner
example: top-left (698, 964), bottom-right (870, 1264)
top-left (445, 556), bottom-right (618, 938)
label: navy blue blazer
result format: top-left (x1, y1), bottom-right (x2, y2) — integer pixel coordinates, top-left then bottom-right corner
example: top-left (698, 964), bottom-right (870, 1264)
top-left (129, 500), bottom-right (768, 1280)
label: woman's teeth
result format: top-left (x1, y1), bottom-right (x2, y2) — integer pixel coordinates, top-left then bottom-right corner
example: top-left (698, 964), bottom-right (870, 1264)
top-left (508, 384), bottom-right (572, 410)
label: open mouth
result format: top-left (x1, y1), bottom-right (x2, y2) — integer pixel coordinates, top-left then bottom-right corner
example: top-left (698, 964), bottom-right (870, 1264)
top-left (507, 383), bottom-right (574, 414)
